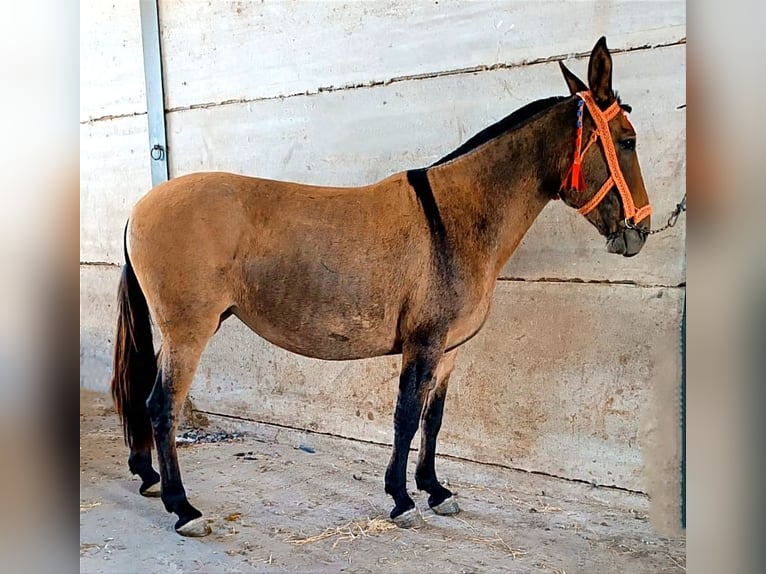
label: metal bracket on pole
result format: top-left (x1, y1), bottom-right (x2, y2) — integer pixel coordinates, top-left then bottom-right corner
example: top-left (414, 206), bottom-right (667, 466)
top-left (140, 0), bottom-right (169, 186)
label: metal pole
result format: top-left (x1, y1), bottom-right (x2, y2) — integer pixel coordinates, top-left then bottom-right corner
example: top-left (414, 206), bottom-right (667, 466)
top-left (139, 0), bottom-right (169, 186)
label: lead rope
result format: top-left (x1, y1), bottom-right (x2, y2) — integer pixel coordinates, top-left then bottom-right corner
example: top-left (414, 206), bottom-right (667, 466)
top-left (626, 194), bottom-right (686, 235)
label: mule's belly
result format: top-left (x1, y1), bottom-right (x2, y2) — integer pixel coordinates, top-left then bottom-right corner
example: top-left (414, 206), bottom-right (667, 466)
top-left (231, 263), bottom-right (495, 361)
top-left (232, 304), bottom-right (401, 361)
top-left (232, 255), bottom-right (405, 360)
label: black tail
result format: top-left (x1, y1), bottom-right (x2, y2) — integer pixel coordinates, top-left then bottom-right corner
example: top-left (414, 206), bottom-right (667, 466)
top-left (109, 226), bottom-right (157, 450)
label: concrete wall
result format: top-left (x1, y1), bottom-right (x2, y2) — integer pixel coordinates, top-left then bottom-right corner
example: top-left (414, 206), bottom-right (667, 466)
top-left (80, 1), bottom-right (686, 493)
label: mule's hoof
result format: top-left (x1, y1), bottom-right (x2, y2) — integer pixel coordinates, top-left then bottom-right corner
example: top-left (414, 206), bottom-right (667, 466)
top-left (431, 496), bottom-right (460, 516)
top-left (140, 481), bottom-right (161, 497)
top-left (175, 516), bottom-right (211, 537)
top-left (391, 507), bottom-right (424, 529)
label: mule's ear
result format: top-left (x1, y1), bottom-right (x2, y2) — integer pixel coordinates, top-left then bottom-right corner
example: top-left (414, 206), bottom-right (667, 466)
top-left (559, 61), bottom-right (587, 95)
top-left (587, 36), bottom-right (614, 105)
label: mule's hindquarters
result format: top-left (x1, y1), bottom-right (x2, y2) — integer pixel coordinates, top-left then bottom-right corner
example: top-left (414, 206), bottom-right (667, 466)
top-left (113, 218), bottom-right (222, 537)
top-left (113, 177), bottom-right (237, 535)
top-left (109, 244), bottom-right (161, 496)
top-left (124, 180), bottom-right (242, 536)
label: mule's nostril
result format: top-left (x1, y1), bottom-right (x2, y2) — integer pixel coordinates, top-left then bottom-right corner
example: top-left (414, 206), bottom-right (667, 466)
top-left (606, 234), bottom-right (626, 255)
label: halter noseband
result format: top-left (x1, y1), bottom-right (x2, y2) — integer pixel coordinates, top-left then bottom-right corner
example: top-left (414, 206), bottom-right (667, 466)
top-left (561, 90), bottom-right (652, 227)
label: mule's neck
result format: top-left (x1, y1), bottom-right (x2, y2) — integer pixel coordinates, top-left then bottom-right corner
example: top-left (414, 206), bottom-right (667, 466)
top-left (426, 97), bottom-right (577, 278)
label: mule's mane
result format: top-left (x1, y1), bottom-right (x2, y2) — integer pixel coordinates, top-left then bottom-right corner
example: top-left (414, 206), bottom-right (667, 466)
top-left (430, 95), bottom-right (568, 167)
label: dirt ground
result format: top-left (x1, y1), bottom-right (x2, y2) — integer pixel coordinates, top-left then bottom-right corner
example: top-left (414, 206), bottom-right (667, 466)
top-left (80, 390), bottom-right (685, 573)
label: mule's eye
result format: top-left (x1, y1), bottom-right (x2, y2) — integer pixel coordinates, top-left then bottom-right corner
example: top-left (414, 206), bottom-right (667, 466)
top-left (620, 139), bottom-right (636, 151)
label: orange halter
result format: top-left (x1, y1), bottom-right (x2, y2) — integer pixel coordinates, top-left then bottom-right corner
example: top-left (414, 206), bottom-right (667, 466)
top-left (561, 91), bottom-right (652, 226)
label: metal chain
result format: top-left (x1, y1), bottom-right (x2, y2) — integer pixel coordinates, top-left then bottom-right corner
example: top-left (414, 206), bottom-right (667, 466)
top-left (625, 194), bottom-right (686, 235)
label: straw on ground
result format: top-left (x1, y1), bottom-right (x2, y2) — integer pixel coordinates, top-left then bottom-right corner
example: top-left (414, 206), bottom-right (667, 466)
top-left (288, 517), bottom-right (399, 548)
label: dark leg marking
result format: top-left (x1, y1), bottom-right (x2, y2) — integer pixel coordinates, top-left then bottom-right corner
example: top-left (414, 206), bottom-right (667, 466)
top-left (126, 366), bottom-right (162, 496)
top-left (385, 361), bottom-right (420, 519)
top-left (146, 371), bottom-right (204, 533)
top-left (385, 343), bottom-right (442, 525)
top-left (415, 383), bottom-right (455, 510)
top-left (128, 449), bottom-right (160, 496)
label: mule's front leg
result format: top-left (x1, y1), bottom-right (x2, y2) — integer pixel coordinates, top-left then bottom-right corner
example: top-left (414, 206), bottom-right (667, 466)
top-left (385, 341), bottom-right (442, 528)
top-left (415, 349), bottom-right (459, 516)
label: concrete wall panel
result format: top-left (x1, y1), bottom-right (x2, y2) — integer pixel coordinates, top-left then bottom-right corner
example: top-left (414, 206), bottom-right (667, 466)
top-left (80, 265), bottom-right (121, 391)
top-left (80, 116), bottom-right (152, 262)
top-left (80, 0), bottom-right (146, 121)
top-left (159, 0), bottom-right (685, 109)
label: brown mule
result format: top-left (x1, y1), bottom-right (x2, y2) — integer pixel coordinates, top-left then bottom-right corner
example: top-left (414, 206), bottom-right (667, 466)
top-left (110, 37), bottom-right (652, 536)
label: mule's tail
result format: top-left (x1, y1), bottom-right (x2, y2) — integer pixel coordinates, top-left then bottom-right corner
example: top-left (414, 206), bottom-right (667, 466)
top-left (110, 224), bottom-right (158, 450)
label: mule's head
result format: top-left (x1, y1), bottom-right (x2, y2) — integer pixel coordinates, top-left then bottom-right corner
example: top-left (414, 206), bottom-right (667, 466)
top-left (558, 37), bottom-right (651, 257)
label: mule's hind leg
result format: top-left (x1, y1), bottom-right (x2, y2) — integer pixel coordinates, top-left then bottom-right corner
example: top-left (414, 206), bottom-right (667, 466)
top-left (129, 446), bottom-right (161, 497)
top-left (124, 379), bottom-right (160, 497)
top-left (415, 349), bottom-right (459, 515)
top-left (126, 356), bottom-right (161, 498)
top-left (385, 338), bottom-right (444, 528)
top-left (147, 321), bottom-right (217, 537)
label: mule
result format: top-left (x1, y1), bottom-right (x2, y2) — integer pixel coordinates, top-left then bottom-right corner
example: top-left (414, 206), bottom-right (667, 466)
top-left (110, 37), bottom-right (652, 536)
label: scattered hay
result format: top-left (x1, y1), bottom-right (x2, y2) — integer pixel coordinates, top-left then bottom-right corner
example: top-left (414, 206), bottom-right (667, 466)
top-left (449, 480), bottom-right (506, 502)
top-left (664, 552), bottom-right (686, 571)
top-left (288, 517), bottom-right (398, 548)
top-left (455, 516), bottom-right (479, 532)
top-left (80, 501), bottom-right (102, 512)
top-left (609, 542), bottom-right (639, 556)
top-left (536, 504), bottom-right (564, 513)
top-left (470, 534), bottom-right (527, 559)
top-left (449, 481), bottom-right (566, 514)
top-left (79, 542), bottom-right (100, 554)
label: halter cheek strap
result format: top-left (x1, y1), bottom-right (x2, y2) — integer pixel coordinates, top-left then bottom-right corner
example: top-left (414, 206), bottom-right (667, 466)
top-left (561, 90), bottom-right (652, 226)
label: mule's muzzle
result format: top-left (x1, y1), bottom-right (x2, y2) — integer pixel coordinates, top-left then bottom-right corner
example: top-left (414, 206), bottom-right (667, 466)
top-left (606, 227), bottom-right (646, 257)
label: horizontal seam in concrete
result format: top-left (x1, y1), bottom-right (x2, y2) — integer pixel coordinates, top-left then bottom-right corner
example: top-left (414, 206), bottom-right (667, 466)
top-left (78, 262), bottom-right (686, 289)
top-left (78, 261), bottom-right (686, 288)
top-left (79, 38), bottom-right (685, 125)
top-left (163, 37), bottom-right (687, 115)
top-left (193, 408), bottom-right (648, 496)
top-left (497, 277), bottom-right (686, 289)
top-left (80, 261), bottom-right (122, 267)
top-left (80, 110), bottom-right (147, 125)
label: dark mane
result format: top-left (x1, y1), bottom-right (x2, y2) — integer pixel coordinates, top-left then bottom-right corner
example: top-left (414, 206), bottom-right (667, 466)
top-left (430, 96), bottom-right (568, 167)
